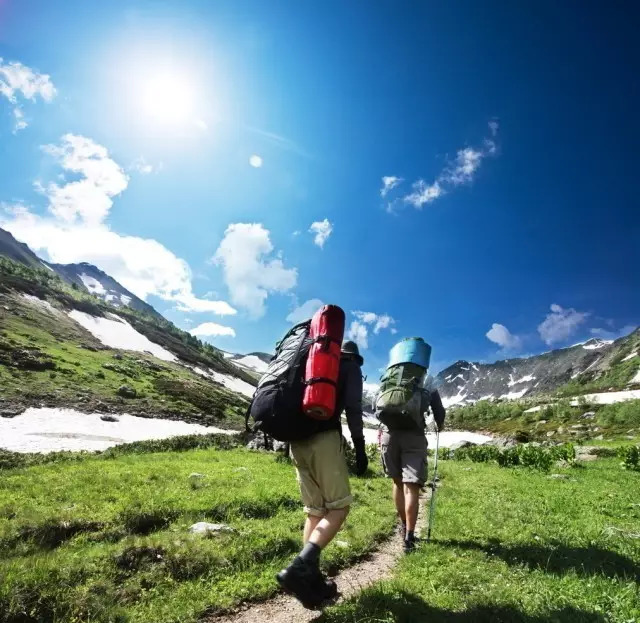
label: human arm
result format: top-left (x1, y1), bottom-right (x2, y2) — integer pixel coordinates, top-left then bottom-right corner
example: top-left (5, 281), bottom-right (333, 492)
top-left (343, 362), bottom-right (367, 475)
top-left (430, 389), bottom-right (446, 432)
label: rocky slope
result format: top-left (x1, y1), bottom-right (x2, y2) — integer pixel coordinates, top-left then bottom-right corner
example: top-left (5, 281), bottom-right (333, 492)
top-left (436, 332), bottom-right (640, 407)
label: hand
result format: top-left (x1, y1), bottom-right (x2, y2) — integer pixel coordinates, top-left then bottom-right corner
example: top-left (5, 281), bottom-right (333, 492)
top-left (354, 438), bottom-right (368, 476)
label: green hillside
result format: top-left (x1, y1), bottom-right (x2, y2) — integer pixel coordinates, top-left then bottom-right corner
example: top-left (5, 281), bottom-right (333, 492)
top-left (0, 256), bottom-right (253, 425)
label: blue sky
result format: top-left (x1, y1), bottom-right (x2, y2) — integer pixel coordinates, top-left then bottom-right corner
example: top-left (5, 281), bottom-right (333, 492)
top-left (1, 0), bottom-right (638, 380)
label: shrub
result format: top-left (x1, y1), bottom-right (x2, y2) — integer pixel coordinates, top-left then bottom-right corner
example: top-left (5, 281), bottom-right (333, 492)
top-left (453, 443), bottom-right (573, 473)
top-left (619, 445), bottom-right (640, 471)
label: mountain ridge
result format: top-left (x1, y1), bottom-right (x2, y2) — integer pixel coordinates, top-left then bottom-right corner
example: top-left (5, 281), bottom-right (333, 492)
top-left (435, 330), bottom-right (640, 406)
top-left (0, 227), bottom-right (161, 319)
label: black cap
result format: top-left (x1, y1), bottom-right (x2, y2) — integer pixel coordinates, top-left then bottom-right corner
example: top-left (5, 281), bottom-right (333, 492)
top-left (341, 340), bottom-right (364, 365)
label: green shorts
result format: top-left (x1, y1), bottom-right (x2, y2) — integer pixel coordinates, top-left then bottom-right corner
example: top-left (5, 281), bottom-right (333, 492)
top-left (379, 429), bottom-right (427, 485)
top-left (290, 429), bottom-right (353, 517)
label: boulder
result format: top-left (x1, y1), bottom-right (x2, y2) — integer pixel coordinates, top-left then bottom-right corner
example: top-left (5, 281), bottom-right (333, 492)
top-left (246, 433), bottom-right (289, 453)
top-left (581, 411), bottom-right (596, 420)
top-left (486, 437), bottom-right (517, 449)
top-left (189, 522), bottom-right (234, 535)
top-left (449, 440), bottom-right (479, 452)
top-left (100, 415), bottom-right (119, 423)
top-left (117, 384), bottom-right (137, 399)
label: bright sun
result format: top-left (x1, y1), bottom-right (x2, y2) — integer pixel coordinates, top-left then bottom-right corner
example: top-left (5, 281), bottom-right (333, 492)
top-left (140, 71), bottom-right (195, 125)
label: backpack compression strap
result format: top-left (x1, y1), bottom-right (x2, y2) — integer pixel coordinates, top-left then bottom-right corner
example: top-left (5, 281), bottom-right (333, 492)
top-left (305, 376), bottom-right (338, 387)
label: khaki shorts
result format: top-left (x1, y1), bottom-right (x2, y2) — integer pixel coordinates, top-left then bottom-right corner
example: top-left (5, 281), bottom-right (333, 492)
top-left (379, 429), bottom-right (427, 485)
top-left (290, 429), bottom-right (352, 517)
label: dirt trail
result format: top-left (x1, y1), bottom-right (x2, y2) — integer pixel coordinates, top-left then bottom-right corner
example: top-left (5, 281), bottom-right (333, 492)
top-left (205, 490), bottom-right (432, 623)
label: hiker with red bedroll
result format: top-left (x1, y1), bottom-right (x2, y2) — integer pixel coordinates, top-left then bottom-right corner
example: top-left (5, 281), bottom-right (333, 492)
top-left (374, 337), bottom-right (446, 553)
top-left (246, 305), bottom-right (367, 608)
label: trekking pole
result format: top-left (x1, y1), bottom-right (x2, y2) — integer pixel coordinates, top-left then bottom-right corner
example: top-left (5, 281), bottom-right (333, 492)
top-left (426, 425), bottom-right (440, 543)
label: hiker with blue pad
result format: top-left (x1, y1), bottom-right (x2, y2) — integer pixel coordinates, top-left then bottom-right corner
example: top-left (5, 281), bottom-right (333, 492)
top-left (374, 337), bottom-right (446, 553)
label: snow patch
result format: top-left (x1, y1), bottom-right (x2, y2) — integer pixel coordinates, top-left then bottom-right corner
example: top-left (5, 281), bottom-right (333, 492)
top-left (570, 390), bottom-right (640, 405)
top-left (442, 391), bottom-right (468, 408)
top-left (352, 425), bottom-right (492, 448)
top-left (80, 273), bottom-right (106, 295)
top-left (514, 374), bottom-right (535, 384)
top-left (582, 340), bottom-right (613, 350)
top-left (471, 363), bottom-right (479, 372)
top-left (68, 310), bottom-right (176, 362)
top-left (192, 366), bottom-right (256, 398)
top-left (478, 394), bottom-right (495, 401)
top-left (120, 294), bottom-right (132, 306)
top-left (21, 293), bottom-right (60, 315)
top-left (630, 368), bottom-right (640, 385)
top-left (499, 388), bottom-right (528, 400)
top-left (0, 407), bottom-right (235, 453)
top-left (622, 352), bottom-right (638, 362)
top-left (41, 262), bottom-right (54, 272)
top-left (234, 355), bottom-right (269, 373)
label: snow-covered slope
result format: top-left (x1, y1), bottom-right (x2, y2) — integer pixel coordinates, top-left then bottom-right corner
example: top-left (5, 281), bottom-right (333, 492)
top-left (68, 310), bottom-right (177, 362)
top-left (226, 352), bottom-right (272, 376)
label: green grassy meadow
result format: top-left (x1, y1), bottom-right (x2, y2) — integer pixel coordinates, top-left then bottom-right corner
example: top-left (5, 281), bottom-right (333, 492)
top-left (0, 444), bottom-right (395, 623)
top-left (320, 457), bottom-right (640, 623)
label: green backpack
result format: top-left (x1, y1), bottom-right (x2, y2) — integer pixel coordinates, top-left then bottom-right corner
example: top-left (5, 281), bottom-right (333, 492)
top-left (375, 363), bottom-right (427, 430)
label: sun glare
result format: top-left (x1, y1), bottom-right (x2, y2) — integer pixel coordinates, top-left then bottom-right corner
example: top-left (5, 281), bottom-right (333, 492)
top-left (139, 71), bottom-right (195, 125)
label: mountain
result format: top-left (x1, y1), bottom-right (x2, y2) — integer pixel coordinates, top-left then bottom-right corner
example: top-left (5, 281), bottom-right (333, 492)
top-left (0, 235), bottom-right (257, 427)
top-left (48, 262), bottom-right (161, 319)
top-left (0, 227), bottom-right (47, 269)
top-left (0, 228), bottom-right (160, 318)
top-left (436, 332), bottom-right (640, 407)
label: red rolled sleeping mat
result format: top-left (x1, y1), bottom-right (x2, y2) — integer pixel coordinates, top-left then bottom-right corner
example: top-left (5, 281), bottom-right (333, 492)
top-left (303, 304), bottom-right (346, 420)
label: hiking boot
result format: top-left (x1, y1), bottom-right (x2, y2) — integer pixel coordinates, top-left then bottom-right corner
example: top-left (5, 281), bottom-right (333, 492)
top-left (403, 535), bottom-right (421, 554)
top-left (320, 577), bottom-right (338, 600)
top-left (276, 558), bottom-right (325, 609)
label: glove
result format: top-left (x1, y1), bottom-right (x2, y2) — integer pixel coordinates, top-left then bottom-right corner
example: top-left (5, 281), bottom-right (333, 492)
top-left (353, 438), bottom-right (368, 476)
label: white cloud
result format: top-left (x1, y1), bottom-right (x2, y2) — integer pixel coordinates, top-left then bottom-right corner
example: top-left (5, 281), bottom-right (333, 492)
top-left (286, 298), bottom-right (324, 323)
top-left (538, 304), bottom-right (589, 345)
top-left (0, 58), bottom-right (56, 131)
top-left (40, 134), bottom-right (129, 226)
top-left (590, 325), bottom-right (636, 340)
top-left (350, 310), bottom-right (396, 347)
top-left (348, 320), bottom-right (369, 350)
top-left (309, 218), bottom-right (333, 249)
top-left (392, 122), bottom-right (498, 212)
top-left (442, 147), bottom-right (484, 185)
top-left (213, 223), bottom-right (297, 319)
top-left (0, 135), bottom-right (235, 316)
top-left (402, 180), bottom-right (444, 210)
top-left (353, 310), bottom-right (396, 334)
top-left (249, 154), bottom-right (263, 168)
top-left (130, 157), bottom-right (160, 175)
top-left (486, 323), bottom-right (522, 351)
top-left (380, 176), bottom-right (403, 197)
top-left (190, 322), bottom-right (236, 338)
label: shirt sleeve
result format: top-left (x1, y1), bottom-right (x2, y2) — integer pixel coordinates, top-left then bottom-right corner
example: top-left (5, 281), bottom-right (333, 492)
top-left (344, 363), bottom-right (365, 442)
top-left (430, 389), bottom-right (446, 431)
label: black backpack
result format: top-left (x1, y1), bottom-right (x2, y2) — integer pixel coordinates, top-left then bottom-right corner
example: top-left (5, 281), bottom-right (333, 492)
top-left (245, 320), bottom-right (320, 441)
